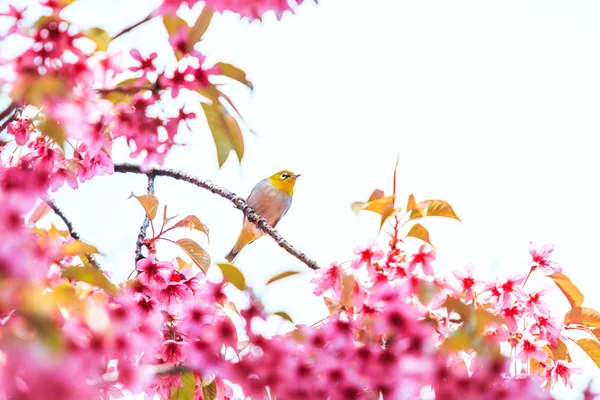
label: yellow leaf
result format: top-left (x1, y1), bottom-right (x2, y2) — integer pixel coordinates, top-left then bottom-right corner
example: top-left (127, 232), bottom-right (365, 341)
top-left (169, 371), bottom-right (195, 400)
top-left (406, 223), bottom-right (431, 244)
top-left (341, 274), bottom-right (355, 309)
top-left (548, 272), bottom-right (584, 308)
top-left (202, 102), bottom-right (245, 166)
top-left (214, 62), bottom-right (254, 90)
top-left (162, 14), bottom-right (188, 35)
top-left (10, 75), bottom-right (68, 106)
top-left (564, 307), bottom-right (600, 328)
top-left (415, 199), bottom-right (461, 221)
top-left (129, 193), bottom-right (159, 221)
top-left (576, 339), bottom-right (600, 368)
top-left (266, 270), bottom-right (301, 285)
top-left (62, 266), bottom-right (118, 295)
top-left (187, 7), bottom-right (214, 50)
top-left (175, 238), bottom-right (211, 273)
top-left (274, 311), bottom-right (294, 323)
top-left (85, 27), bottom-right (112, 51)
top-left (550, 338), bottom-right (572, 362)
top-left (38, 119), bottom-right (66, 149)
top-left (202, 379), bottom-right (217, 400)
top-left (63, 240), bottom-right (99, 256)
top-left (217, 263), bottom-right (246, 291)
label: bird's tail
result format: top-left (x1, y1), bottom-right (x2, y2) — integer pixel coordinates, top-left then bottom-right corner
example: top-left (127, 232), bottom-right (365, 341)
top-left (225, 229), bottom-right (256, 263)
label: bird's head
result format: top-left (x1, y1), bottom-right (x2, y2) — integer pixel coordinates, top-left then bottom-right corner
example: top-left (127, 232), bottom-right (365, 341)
top-left (268, 170), bottom-right (301, 196)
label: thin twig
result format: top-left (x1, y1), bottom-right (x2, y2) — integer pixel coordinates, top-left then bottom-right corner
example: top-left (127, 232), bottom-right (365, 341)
top-left (114, 163), bottom-right (321, 270)
top-left (0, 101), bottom-right (20, 133)
top-left (44, 198), bottom-right (102, 270)
top-left (113, 14), bottom-right (153, 40)
top-left (134, 173), bottom-right (155, 263)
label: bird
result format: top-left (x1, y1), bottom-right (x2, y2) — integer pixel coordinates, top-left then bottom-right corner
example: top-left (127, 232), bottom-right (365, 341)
top-left (225, 170), bottom-right (300, 263)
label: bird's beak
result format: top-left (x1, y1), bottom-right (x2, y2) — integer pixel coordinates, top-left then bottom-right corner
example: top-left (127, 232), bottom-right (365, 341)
top-left (292, 174), bottom-right (301, 179)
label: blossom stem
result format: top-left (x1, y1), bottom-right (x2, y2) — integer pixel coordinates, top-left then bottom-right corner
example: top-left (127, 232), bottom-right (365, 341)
top-left (113, 163), bottom-right (321, 270)
top-left (44, 198), bottom-right (102, 270)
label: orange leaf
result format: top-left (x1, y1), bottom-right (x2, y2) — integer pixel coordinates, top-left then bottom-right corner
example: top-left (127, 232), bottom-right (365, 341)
top-left (564, 307), bottom-right (600, 328)
top-left (575, 338), bottom-right (600, 368)
top-left (129, 193), bottom-right (159, 221)
top-left (548, 272), bottom-right (584, 308)
top-left (217, 263), bottom-right (246, 291)
top-left (550, 338), bottom-right (571, 362)
top-left (171, 215), bottom-right (210, 239)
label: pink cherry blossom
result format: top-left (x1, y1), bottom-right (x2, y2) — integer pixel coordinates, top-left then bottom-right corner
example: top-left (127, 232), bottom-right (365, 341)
top-left (529, 242), bottom-right (562, 274)
top-left (408, 244), bottom-right (436, 276)
top-left (517, 333), bottom-right (549, 364)
top-left (453, 263), bottom-right (476, 301)
top-left (351, 241), bottom-right (384, 269)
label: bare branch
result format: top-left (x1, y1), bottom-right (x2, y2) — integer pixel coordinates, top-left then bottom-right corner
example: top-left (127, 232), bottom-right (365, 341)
top-left (113, 14), bottom-right (154, 40)
top-left (113, 163), bottom-right (321, 270)
top-left (44, 198), bottom-right (102, 270)
top-left (135, 173), bottom-right (155, 263)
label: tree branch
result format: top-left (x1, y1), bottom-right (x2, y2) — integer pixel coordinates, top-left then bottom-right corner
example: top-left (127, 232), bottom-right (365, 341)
top-left (135, 173), bottom-right (155, 263)
top-left (0, 101), bottom-right (20, 133)
top-left (113, 163), bottom-right (321, 270)
top-left (113, 14), bottom-right (154, 40)
top-left (44, 198), bottom-right (102, 270)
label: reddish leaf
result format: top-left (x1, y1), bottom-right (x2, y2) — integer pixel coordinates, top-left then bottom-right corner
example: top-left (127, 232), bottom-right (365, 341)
top-left (171, 215), bottom-right (210, 239)
top-left (548, 272), bottom-right (584, 308)
top-left (266, 270), bottom-right (301, 285)
top-left (564, 307), bottom-right (600, 328)
top-left (174, 238), bottom-right (211, 273)
top-left (575, 338), bottom-right (600, 368)
top-left (406, 223), bottom-right (431, 244)
top-left (29, 201), bottom-right (51, 224)
top-left (129, 193), bottom-right (159, 221)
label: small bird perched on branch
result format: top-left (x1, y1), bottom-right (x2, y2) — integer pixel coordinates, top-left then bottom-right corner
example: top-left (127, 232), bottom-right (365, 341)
top-left (225, 170), bottom-right (301, 262)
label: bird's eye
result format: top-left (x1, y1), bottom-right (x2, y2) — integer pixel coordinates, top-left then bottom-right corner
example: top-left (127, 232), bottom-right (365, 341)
top-left (280, 173), bottom-right (288, 180)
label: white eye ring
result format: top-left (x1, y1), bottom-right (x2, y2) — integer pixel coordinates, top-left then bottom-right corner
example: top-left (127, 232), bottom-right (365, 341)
top-left (280, 173), bottom-right (288, 179)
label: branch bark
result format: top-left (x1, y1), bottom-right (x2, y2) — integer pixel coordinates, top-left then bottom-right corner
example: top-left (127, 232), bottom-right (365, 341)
top-left (44, 198), bottom-right (102, 270)
top-left (135, 173), bottom-right (155, 263)
top-left (113, 14), bottom-right (154, 40)
top-left (0, 101), bottom-right (20, 133)
top-left (114, 163), bottom-right (320, 270)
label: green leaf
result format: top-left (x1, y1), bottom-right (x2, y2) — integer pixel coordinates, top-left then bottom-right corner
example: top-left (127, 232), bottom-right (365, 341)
top-left (63, 240), bottom-right (99, 256)
top-left (217, 263), bottom-right (246, 291)
top-left (575, 338), bottom-right (600, 368)
top-left (274, 311), bottom-right (294, 323)
top-left (564, 307), bottom-right (600, 328)
top-left (62, 266), bottom-right (118, 295)
top-left (175, 238), bottom-right (211, 273)
top-left (129, 193), bottom-right (159, 221)
top-left (171, 215), bottom-right (210, 239)
top-left (202, 380), bottom-right (217, 400)
top-left (201, 102), bottom-right (244, 166)
top-left (169, 371), bottom-right (196, 400)
top-left (187, 7), bottom-right (214, 50)
top-left (38, 119), bottom-right (65, 149)
top-left (548, 272), bottom-right (584, 308)
top-left (85, 27), bottom-right (112, 51)
top-left (406, 223), bottom-right (431, 244)
top-left (215, 62), bottom-right (254, 90)
top-left (266, 270), bottom-right (301, 285)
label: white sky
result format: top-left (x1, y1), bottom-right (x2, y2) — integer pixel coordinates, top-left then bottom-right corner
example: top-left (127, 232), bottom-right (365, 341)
top-left (4, 0), bottom-right (600, 398)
